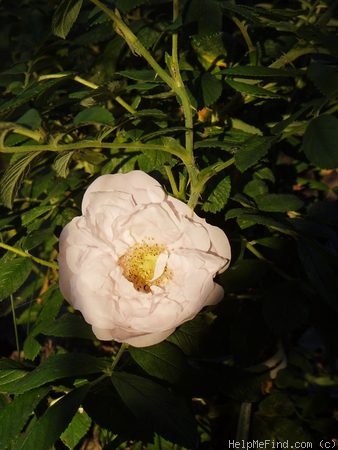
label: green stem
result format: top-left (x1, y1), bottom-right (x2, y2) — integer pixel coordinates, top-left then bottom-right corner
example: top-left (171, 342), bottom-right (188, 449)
top-left (111, 343), bottom-right (129, 371)
top-left (235, 402), bottom-right (252, 443)
top-left (171, 0), bottom-right (194, 152)
top-left (186, 157), bottom-right (235, 210)
top-left (269, 46), bottom-right (328, 69)
top-left (0, 242), bottom-right (58, 270)
top-left (38, 74), bottom-right (137, 115)
top-left (10, 294), bottom-right (20, 358)
top-left (171, 0), bottom-right (197, 207)
top-left (89, 0), bottom-right (200, 209)
top-left (89, 0), bottom-right (176, 91)
top-left (164, 165), bottom-right (180, 197)
top-left (0, 123), bottom-right (45, 143)
top-left (115, 96), bottom-right (137, 115)
top-left (0, 140), bottom-right (187, 162)
top-left (232, 16), bottom-right (256, 64)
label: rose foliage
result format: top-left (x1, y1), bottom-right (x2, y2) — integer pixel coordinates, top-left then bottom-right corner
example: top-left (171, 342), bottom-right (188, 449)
top-left (0, 0), bottom-right (338, 449)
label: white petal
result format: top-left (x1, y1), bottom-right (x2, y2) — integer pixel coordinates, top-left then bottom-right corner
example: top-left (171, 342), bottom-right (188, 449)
top-left (82, 171), bottom-right (165, 215)
top-left (151, 251), bottom-right (168, 281)
top-left (205, 222), bottom-right (231, 267)
top-left (91, 326), bottom-right (114, 340)
top-left (123, 329), bottom-right (176, 347)
top-left (204, 282), bottom-right (224, 305)
top-left (117, 203), bottom-right (182, 244)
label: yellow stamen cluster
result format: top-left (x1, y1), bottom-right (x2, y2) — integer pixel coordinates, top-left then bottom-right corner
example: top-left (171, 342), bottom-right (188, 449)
top-left (118, 241), bottom-right (171, 293)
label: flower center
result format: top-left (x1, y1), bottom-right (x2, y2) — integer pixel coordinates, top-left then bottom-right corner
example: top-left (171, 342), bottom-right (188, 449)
top-left (118, 241), bottom-right (171, 293)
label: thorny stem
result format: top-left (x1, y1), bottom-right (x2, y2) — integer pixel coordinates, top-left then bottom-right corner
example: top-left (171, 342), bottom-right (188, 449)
top-left (89, 0), bottom-right (176, 91)
top-left (171, 0), bottom-right (198, 209)
top-left (165, 165), bottom-right (180, 198)
top-left (0, 140), bottom-right (187, 162)
top-left (270, 46), bottom-right (328, 69)
top-left (171, 0), bottom-right (194, 158)
top-left (0, 242), bottom-right (58, 270)
top-left (89, 0), bottom-right (202, 210)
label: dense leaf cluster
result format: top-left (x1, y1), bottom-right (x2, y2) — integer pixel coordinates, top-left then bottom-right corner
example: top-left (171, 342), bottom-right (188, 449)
top-left (0, 0), bottom-right (337, 449)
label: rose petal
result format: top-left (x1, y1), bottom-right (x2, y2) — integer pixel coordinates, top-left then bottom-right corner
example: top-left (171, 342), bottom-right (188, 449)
top-left (58, 171), bottom-right (231, 347)
top-left (82, 171), bottom-right (165, 215)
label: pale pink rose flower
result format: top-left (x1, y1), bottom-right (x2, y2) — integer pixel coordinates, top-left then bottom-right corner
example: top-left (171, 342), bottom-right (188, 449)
top-left (58, 170), bottom-right (231, 347)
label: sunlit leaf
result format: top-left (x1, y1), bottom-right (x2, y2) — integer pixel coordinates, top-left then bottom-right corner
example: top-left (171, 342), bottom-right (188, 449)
top-left (129, 342), bottom-right (188, 384)
top-left (1, 353), bottom-right (108, 394)
top-left (202, 176), bottom-right (231, 213)
top-left (60, 409), bottom-right (91, 450)
top-left (255, 194), bottom-right (303, 212)
top-left (52, 0), bottom-right (83, 39)
top-left (0, 257), bottom-right (32, 302)
top-left (15, 385), bottom-right (90, 450)
top-left (226, 79), bottom-right (281, 98)
top-left (73, 106), bottom-right (114, 125)
top-left (0, 152), bottom-right (43, 209)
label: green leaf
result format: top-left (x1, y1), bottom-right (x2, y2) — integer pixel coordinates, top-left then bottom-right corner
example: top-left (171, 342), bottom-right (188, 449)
top-left (186, 0), bottom-right (223, 35)
top-left (0, 257), bottom-right (32, 302)
top-left (0, 353), bottom-right (108, 394)
top-left (129, 342), bottom-right (188, 384)
top-left (308, 60), bottom-right (338, 97)
top-left (202, 176), bottom-right (231, 213)
top-left (76, 150), bottom-right (107, 165)
top-left (117, 70), bottom-right (159, 82)
top-left (39, 314), bottom-right (95, 340)
top-left (235, 136), bottom-right (274, 172)
top-left (255, 194), bottom-right (303, 212)
top-left (222, 66), bottom-right (295, 78)
top-left (60, 409), bottom-right (91, 450)
top-left (225, 208), bottom-right (295, 234)
top-left (244, 179), bottom-right (268, 198)
top-left (138, 150), bottom-right (173, 172)
top-left (111, 372), bottom-right (198, 448)
top-left (0, 386), bottom-right (50, 449)
top-left (14, 385), bottom-right (90, 450)
top-left (17, 109), bottom-right (42, 130)
top-left (21, 206), bottom-right (52, 227)
top-left (73, 106), bottom-right (114, 125)
top-left (191, 32), bottom-right (227, 70)
top-left (52, 0), bottom-right (83, 39)
top-left (0, 360), bottom-right (29, 389)
top-left (115, 0), bottom-right (148, 14)
top-left (1, 152), bottom-right (43, 209)
top-left (226, 79), bottom-right (280, 98)
top-left (167, 313), bottom-right (210, 355)
top-left (200, 72), bottom-right (223, 106)
top-left (219, 259), bottom-right (269, 293)
top-left (23, 337), bottom-right (41, 361)
top-left (272, 417), bottom-right (313, 444)
top-left (83, 380), bottom-right (149, 438)
top-left (0, 79), bottom-right (68, 118)
top-left (301, 115), bottom-right (338, 169)
top-left (53, 151), bottom-right (75, 178)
